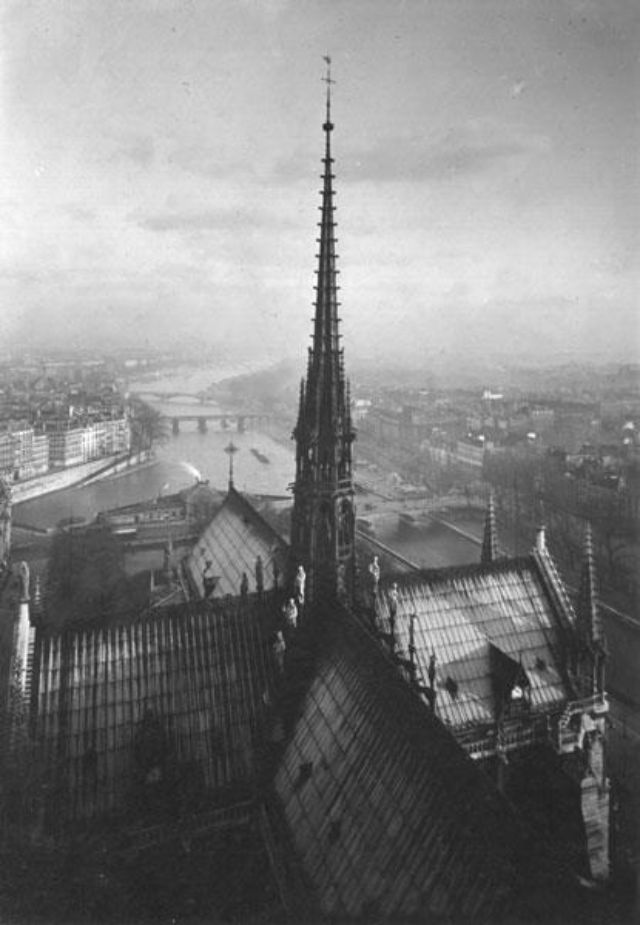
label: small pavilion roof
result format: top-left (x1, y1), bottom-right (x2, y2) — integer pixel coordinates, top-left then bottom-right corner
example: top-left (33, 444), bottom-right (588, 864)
top-left (186, 486), bottom-right (288, 599)
top-left (377, 556), bottom-right (572, 730)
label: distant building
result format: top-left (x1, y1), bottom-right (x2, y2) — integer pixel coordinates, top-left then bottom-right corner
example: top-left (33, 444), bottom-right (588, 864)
top-left (98, 480), bottom-right (221, 543)
top-left (0, 425), bottom-right (44, 481)
top-left (351, 397), bottom-right (371, 422)
top-left (0, 433), bottom-right (15, 479)
top-left (47, 425), bottom-right (84, 467)
top-left (45, 415), bottom-right (130, 468)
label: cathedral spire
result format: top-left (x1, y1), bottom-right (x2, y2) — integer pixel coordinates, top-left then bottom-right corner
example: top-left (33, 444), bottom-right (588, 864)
top-left (313, 55), bottom-right (340, 368)
top-left (291, 60), bottom-right (356, 610)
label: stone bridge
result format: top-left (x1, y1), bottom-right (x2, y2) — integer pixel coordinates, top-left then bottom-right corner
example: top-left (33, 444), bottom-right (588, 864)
top-left (132, 390), bottom-right (208, 402)
top-left (167, 412), bottom-right (272, 434)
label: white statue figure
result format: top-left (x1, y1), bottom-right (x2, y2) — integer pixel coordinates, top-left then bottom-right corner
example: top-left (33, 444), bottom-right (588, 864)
top-left (368, 555), bottom-right (381, 594)
top-left (283, 597), bottom-right (298, 631)
top-left (294, 564), bottom-right (306, 606)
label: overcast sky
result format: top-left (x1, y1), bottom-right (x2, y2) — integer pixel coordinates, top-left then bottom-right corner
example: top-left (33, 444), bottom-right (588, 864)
top-left (1, 0), bottom-right (638, 366)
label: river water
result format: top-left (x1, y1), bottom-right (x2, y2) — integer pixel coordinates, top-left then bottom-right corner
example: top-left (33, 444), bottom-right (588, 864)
top-left (13, 365), bottom-right (481, 569)
top-left (14, 424), bottom-right (295, 530)
top-left (14, 364), bottom-right (292, 529)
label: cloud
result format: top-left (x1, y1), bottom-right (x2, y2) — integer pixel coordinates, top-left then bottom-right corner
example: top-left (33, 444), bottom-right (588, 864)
top-left (112, 135), bottom-right (155, 168)
top-left (169, 144), bottom-right (250, 180)
top-left (274, 122), bottom-right (551, 185)
top-left (134, 206), bottom-right (288, 233)
top-left (350, 123), bottom-right (550, 183)
top-left (63, 204), bottom-right (96, 222)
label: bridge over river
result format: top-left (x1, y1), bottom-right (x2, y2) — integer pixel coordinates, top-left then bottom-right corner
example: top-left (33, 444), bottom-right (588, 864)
top-left (131, 391), bottom-right (272, 433)
top-left (167, 411), bottom-right (272, 434)
top-left (132, 389), bottom-right (210, 402)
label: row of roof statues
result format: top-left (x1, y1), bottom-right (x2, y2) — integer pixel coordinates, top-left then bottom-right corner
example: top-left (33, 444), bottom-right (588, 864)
top-left (271, 565), bottom-right (306, 675)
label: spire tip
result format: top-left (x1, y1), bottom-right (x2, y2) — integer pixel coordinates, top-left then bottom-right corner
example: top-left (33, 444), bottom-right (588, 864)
top-left (322, 54), bottom-right (334, 132)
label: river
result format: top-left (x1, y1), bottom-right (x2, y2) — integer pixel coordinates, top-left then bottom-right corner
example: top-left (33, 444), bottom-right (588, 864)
top-left (14, 425), bottom-right (296, 530)
top-left (13, 364), bottom-right (482, 570)
top-left (14, 364), bottom-right (292, 530)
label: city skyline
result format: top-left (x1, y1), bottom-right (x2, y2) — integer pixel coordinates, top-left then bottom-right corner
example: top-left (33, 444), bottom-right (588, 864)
top-left (1, 0), bottom-right (637, 365)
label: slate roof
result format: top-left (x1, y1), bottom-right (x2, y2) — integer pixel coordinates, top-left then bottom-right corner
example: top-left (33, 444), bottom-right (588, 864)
top-left (273, 611), bottom-right (536, 922)
top-left (186, 486), bottom-right (288, 599)
top-left (377, 557), bottom-right (571, 730)
top-left (31, 599), bottom-right (273, 829)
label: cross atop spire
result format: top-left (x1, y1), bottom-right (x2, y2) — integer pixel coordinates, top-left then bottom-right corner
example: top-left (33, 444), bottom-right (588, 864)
top-left (322, 55), bottom-right (334, 130)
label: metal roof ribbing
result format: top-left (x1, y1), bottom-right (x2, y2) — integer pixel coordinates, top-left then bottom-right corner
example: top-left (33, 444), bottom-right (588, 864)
top-left (31, 601), bottom-right (272, 829)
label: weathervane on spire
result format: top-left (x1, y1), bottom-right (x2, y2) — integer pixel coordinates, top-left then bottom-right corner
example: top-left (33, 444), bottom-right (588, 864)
top-left (322, 55), bottom-right (334, 130)
top-left (224, 440), bottom-right (239, 489)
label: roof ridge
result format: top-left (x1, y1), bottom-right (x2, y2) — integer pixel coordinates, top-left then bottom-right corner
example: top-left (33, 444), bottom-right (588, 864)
top-left (380, 555), bottom-right (536, 588)
top-left (37, 593), bottom-right (272, 639)
top-left (220, 485), bottom-right (290, 547)
top-left (531, 545), bottom-right (576, 633)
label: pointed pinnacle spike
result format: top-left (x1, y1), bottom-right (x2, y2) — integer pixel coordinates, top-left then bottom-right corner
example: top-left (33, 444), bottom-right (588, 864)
top-left (481, 490), bottom-right (499, 565)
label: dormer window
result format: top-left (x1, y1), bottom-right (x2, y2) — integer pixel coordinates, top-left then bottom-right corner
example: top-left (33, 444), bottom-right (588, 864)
top-left (445, 676), bottom-right (459, 699)
top-left (490, 644), bottom-right (531, 720)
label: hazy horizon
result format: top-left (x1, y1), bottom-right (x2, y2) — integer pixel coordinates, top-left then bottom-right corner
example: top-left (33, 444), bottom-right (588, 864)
top-left (1, 0), bottom-right (638, 366)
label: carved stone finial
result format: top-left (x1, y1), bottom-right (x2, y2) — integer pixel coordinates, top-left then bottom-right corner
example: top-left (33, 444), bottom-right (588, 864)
top-left (577, 522), bottom-right (603, 647)
top-left (481, 491), bottom-right (499, 564)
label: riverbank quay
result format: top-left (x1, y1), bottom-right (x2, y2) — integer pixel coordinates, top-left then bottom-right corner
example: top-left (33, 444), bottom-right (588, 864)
top-left (11, 449), bottom-right (153, 506)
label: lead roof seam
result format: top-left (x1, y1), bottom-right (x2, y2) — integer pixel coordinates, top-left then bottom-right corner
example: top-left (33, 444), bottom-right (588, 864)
top-left (287, 661), bottom-right (414, 909)
top-left (328, 654), bottom-right (464, 897)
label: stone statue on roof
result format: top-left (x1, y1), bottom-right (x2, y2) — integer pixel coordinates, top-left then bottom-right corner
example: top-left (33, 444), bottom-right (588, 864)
top-left (255, 555), bottom-right (264, 595)
top-left (388, 582), bottom-right (399, 642)
top-left (271, 631), bottom-right (286, 675)
top-left (428, 651), bottom-right (437, 689)
top-left (283, 598), bottom-right (298, 632)
top-left (19, 561), bottom-right (30, 603)
top-left (294, 565), bottom-right (306, 606)
top-left (368, 556), bottom-right (380, 595)
top-left (388, 582), bottom-right (399, 617)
